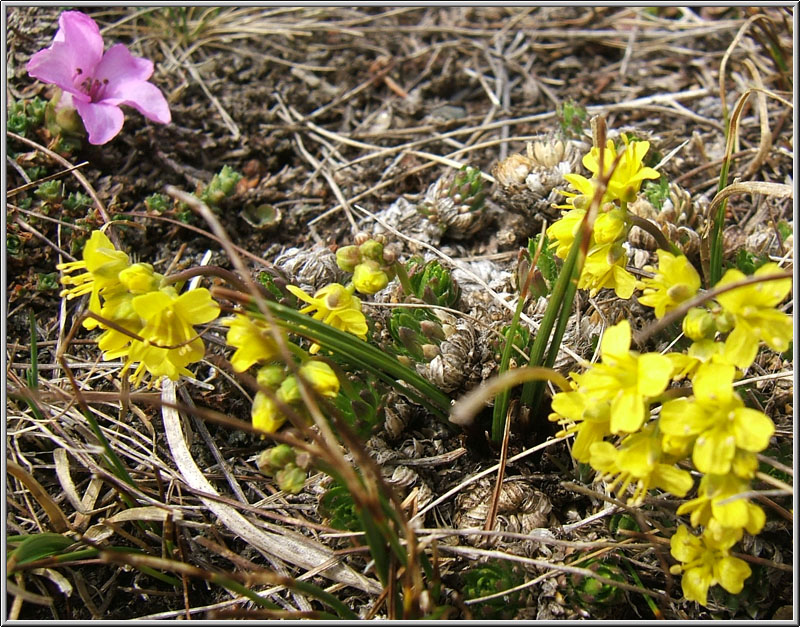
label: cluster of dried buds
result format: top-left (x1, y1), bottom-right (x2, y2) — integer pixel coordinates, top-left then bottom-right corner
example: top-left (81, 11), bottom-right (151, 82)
top-left (491, 137), bottom-right (583, 226)
top-left (628, 182), bottom-right (705, 258)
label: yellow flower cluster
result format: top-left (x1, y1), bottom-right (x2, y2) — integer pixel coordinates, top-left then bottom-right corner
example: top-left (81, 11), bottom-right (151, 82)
top-left (637, 252), bottom-right (792, 374)
top-left (251, 360), bottom-right (340, 433)
top-left (335, 235), bottom-right (396, 296)
top-left (58, 230), bottom-right (219, 387)
top-left (222, 310), bottom-right (342, 434)
top-left (550, 249), bottom-right (790, 608)
top-left (549, 320), bottom-right (673, 464)
top-left (546, 134), bottom-right (660, 299)
top-left (669, 524), bottom-right (751, 607)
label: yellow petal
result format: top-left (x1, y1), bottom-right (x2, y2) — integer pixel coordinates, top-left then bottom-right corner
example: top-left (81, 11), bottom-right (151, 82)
top-left (572, 419), bottom-right (610, 463)
top-left (612, 265), bottom-right (637, 299)
top-left (691, 363), bottom-right (736, 405)
top-left (732, 408), bottom-right (774, 452)
top-left (653, 464), bottom-right (693, 497)
top-left (723, 323), bottom-right (759, 369)
top-left (174, 288), bottom-right (220, 325)
top-left (682, 566), bottom-right (711, 607)
top-left (609, 389), bottom-right (643, 434)
top-left (715, 556), bottom-right (751, 595)
top-left (600, 320), bottom-right (631, 361)
top-left (693, 427), bottom-right (736, 475)
top-left (131, 290), bottom-right (172, 319)
top-left (587, 440), bottom-right (618, 473)
top-left (637, 352), bottom-right (672, 397)
top-left (670, 524), bottom-right (702, 563)
top-left (286, 284), bottom-right (315, 304)
top-left (660, 398), bottom-right (707, 437)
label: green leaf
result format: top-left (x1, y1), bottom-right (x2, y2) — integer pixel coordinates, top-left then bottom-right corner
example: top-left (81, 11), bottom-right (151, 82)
top-left (776, 220), bottom-right (792, 241)
top-left (7, 533), bottom-right (75, 567)
top-left (642, 175), bottom-right (670, 211)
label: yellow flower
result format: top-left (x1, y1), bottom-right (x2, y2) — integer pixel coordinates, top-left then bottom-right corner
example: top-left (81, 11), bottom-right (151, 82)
top-left (95, 292), bottom-right (144, 358)
top-left (582, 136), bottom-right (660, 203)
top-left (126, 342), bottom-right (195, 387)
top-left (57, 229), bottom-right (131, 329)
top-left (133, 286), bottom-right (220, 350)
top-left (549, 390), bottom-right (612, 463)
top-left (588, 423), bottom-right (693, 505)
top-left (637, 250), bottom-right (701, 319)
top-left (223, 313), bottom-right (281, 372)
top-left (666, 339), bottom-right (727, 381)
top-left (572, 320), bottom-right (673, 433)
top-left (578, 241), bottom-right (637, 299)
top-left (715, 263), bottom-right (792, 369)
top-left (669, 524), bottom-right (751, 607)
top-left (546, 207), bottom-right (586, 259)
top-left (120, 286), bottom-right (220, 386)
top-left (562, 173), bottom-right (612, 208)
top-left (592, 207), bottom-right (628, 244)
top-left (659, 363), bottom-right (775, 476)
top-left (286, 283), bottom-right (368, 353)
top-left (676, 473), bottom-right (766, 536)
top-left (547, 204), bottom-right (634, 299)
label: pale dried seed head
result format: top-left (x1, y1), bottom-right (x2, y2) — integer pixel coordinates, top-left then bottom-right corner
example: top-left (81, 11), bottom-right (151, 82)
top-left (492, 153), bottom-right (535, 187)
top-left (529, 138), bottom-right (567, 168)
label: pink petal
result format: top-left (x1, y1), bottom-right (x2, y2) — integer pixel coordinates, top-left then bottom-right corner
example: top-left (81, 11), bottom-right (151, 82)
top-left (95, 44), bottom-right (154, 83)
top-left (53, 11), bottom-right (104, 78)
top-left (74, 99), bottom-right (124, 145)
top-left (101, 79), bottom-right (171, 125)
top-left (27, 43), bottom-right (86, 96)
top-left (27, 11), bottom-right (104, 95)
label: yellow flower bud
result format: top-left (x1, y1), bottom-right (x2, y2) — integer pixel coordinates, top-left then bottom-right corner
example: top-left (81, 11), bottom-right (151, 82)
top-left (359, 238), bottom-right (384, 263)
top-left (252, 391), bottom-right (286, 433)
top-left (257, 364), bottom-right (286, 388)
top-left (256, 444), bottom-right (295, 475)
top-left (299, 360), bottom-right (340, 398)
top-left (277, 375), bottom-right (301, 405)
top-left (335, 245), bottom-right (361, 272)
top-left (270, 444), bottom-right (296, 468)
top-left (118, 263), bottom-right (161, 294)
top-left (352, 262), bottom-right (389, 295)
top-left (275, 465), bottom-right (307, 494)
top-left (713, 308), bottom-right (736, 334)
top-left (682, 307), bottom-right (716, 341)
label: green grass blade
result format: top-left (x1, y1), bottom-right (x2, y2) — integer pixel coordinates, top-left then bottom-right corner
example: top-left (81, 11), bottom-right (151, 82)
top-left (520, 232), bottom-right (582, 409)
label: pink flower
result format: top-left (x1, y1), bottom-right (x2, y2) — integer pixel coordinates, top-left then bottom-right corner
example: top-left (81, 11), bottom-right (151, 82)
top-left (27, 11), bottom-right (171, 145)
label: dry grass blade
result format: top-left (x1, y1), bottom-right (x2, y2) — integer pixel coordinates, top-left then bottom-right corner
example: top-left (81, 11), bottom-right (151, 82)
top-left (450, 367), bottom-right (571, 428)
top-left (160, 379), bottom-right (381, 595)
top-left (707, 181), bottom-right (792, 219)
top-left (7, 461), bottom-right (72, 534)
top-left (739, 59), bottom-right (771, 179)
